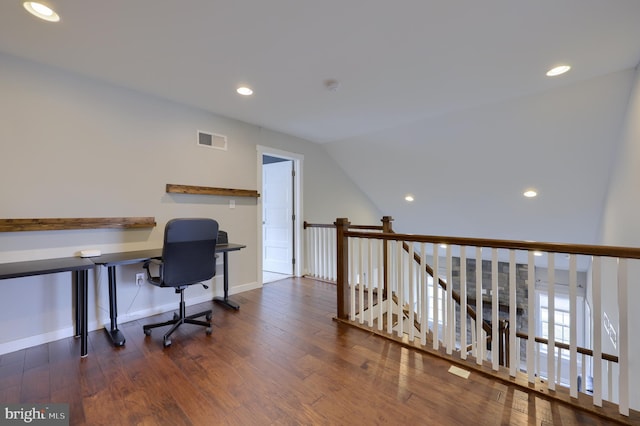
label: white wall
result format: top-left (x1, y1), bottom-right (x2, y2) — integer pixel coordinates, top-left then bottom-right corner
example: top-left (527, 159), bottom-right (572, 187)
top-left (0, 52), bottom-right (380, 354)
top-left (598, 65), bottom-right (640, 410)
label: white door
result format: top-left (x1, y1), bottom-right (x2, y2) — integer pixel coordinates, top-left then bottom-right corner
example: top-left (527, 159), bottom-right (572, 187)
top-left (262, 160), bottom-right (293, 274)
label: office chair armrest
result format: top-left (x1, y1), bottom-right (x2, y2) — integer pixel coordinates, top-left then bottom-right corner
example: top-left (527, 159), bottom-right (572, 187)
top-left (143, 257), bottom-right (163, 282)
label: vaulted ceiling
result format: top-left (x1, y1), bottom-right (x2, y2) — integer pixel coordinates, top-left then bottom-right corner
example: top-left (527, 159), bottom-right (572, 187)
top-left (2, 0), bottom-right (639, 245)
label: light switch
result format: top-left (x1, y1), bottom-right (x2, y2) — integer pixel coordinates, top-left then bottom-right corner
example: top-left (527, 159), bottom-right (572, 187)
top-left (229, 199), bottom-right (235, 209)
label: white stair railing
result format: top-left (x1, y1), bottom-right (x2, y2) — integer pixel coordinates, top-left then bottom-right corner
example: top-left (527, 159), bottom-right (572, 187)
top-left (329, 216), bottom-right (638, 419)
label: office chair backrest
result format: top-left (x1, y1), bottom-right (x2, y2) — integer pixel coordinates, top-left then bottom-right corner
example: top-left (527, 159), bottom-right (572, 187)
top-left (161, 218), bottom-right (219, 287)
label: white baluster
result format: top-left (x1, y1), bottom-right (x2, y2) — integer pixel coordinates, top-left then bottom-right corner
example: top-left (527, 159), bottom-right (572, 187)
top-left (471, 319), bottom-right (477, 358)
top-left (318, 228), bottom-right (329, 279)
top-left (491, 248), bottom-right (499, 371)
top-left (367, 238), bottom-right (374, 326)
top-left (420, 243), bottom-right (429, 346)
top-left (327, 227), bottom-right (333, 280)
top-left (607, 361), bottom-right (613, 403)
top-left (333, 229), bottom-right (338, 280)
top-left (476, 246), bottom-right (484, 364)
top-left (397, 241), bottom-right (404, 337)
top-left (557, 347), bottom-right (562, 387)
top-left (446, 245), bottom-right (453, 355)
top-left (386, 240), bottom-right (393, 334)
top-left (516, 335), bottom-right (521, 374)
top-left (591, 257), bottom-right (602, 405)
top-left (349, 237), bottom-right (356, 321)
top-left (617, 258), bottom-right (629, 416)
top-left (527, 251), bottom-right (536, 384)
top-left (378, 239), bottom-right (384, 331)
top-left (408, 243), bottom-right (415, 342)
top-left (535, 341), bottom-right (541, 385)
top-left (433, 244), bottom-right (440, 350)
top-left (581, 353), bottom-right (587, 394)
top-left (460, 246), bottom-right (467, 359)
top-left (569, 254), bottom-right (578, 398)
top-left (548, 253), bottom-right (556, 391)
top-left (306, 227), bottom-right (310, 276)
top-left (509, 250), bottom-right (517, 377)
top-left (311, 228), bottom-right (318, 278)
top-left (358, 238), bottom-right (364, 324)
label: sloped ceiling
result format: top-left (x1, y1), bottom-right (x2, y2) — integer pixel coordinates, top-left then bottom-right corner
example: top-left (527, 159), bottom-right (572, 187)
top-left (1, 0), bottom-right (639, 245)
top-left (326, 69), bottom-right (636, 244)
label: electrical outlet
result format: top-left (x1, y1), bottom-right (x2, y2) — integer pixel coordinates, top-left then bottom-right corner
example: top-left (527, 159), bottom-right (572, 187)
top-left (135, 273), bottom-right (145, 286)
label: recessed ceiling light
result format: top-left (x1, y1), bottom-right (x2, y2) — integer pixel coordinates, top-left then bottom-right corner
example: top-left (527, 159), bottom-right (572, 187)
top-left (237, 86), bottom-right (253, 96)
top-left (23, 2), bottom-right (60, 22)
top-left (523, 189), bottom-right (537, 198)
top-left (546, 65), bottom-right (571, 77)
top-left (404, 194), bottom-right (414, 202)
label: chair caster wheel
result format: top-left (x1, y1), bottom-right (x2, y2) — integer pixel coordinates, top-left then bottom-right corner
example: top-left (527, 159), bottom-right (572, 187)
top-left (163, 338), bottom-right (171, 347)
top-left (144, 329), bottom-right (151, 336)
top-left (206, 313), bottom-right (212, 321)
top-left (206, 327), bottom-right (212, 335)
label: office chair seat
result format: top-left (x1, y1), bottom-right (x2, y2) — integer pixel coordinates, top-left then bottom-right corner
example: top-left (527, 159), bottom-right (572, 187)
top-left (142, 218), bottom-right (219, 347)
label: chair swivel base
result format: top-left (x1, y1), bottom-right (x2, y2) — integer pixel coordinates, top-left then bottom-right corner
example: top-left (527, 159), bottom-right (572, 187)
top-left (143, 290), bottom-right (212, 347)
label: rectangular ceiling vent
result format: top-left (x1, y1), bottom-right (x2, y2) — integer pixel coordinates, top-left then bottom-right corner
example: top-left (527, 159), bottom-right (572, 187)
top-left (197, 130), bottom-right (227, 151)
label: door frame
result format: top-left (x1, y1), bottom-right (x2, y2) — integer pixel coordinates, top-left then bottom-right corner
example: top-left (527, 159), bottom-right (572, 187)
top-left (257, 145), bottom-right (304, 285)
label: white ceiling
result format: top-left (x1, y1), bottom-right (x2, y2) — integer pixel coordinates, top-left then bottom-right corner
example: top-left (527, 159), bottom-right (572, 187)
top-left (2, 0), bottom-right (640, 247)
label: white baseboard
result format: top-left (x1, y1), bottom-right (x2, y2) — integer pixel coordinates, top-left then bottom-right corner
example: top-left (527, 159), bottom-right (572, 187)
top-left (0, 282), bottom-right (261, 356)
top-left (113, 292), bottom-right (216, 325)
top-left (228, 281), bottom-right (261, 295)
top-left (0, 327), bottom-right (75, 356)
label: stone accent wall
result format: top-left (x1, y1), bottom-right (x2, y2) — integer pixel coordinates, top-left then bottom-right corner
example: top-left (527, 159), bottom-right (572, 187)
top-left (446, 256), bottom-right (529, 363)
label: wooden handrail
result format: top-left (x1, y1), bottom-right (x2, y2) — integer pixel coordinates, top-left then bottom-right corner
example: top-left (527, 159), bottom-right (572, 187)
top-left (303, 221), bottom-right (383, 231)
top-left (344, 230), bottom-right (640, 260)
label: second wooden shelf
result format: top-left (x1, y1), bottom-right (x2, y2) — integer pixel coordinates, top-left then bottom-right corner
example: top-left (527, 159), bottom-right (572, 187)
top-left (166, 184), bottom-right (260, 198)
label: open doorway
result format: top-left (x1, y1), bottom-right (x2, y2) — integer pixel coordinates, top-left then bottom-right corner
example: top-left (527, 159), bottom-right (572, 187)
top-left (262, 155), bottom-right (293, 282)
top-left (257, 146), bottom-right (304, 285)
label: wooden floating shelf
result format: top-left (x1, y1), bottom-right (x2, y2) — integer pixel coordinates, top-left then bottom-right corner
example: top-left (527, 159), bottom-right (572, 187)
top-left (166, 184), bottom-right (260, 198)
top-left (0, 217), bottom-right (157, 232)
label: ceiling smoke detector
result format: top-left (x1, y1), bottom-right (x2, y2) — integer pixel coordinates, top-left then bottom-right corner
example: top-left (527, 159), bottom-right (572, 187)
top-left (324, 79), bottom-right (340, 92)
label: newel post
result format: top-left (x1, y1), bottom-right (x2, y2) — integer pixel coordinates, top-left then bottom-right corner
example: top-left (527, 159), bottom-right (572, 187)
top-left (381, 216), bottom-right (394, 233)
top-left (381, 216), bottom-right (394, 300)
top-left (335, 218), bottom-right (351, 319)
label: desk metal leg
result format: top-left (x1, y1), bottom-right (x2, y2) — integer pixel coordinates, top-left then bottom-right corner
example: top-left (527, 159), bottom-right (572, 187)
top-left (213, 252), bottom-right (240, 310)
top-left (104, 266), bottom-right (126, 346)
top-left (74, 272), bottom-right (81, 338)
top-left (75, 270), bottom-right (89, 358)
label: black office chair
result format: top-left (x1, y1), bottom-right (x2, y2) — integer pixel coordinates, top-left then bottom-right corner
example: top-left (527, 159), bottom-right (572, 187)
top-left (142, 218), bottom-right (218, 347)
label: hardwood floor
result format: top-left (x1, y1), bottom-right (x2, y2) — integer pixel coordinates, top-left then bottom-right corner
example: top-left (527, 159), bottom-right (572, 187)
top-left (0, 277), bottom-right (624, 425)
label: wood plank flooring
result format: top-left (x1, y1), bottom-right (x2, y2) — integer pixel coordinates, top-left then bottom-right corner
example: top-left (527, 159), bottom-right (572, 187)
top-left (0, 277), bottom-right (624, 425)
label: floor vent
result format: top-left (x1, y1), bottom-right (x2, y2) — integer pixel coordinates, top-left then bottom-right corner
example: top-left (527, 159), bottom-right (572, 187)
top-left (197, 131), bottom-right (227, 151)
top-left (448, 365), bottom-right (470, 379)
